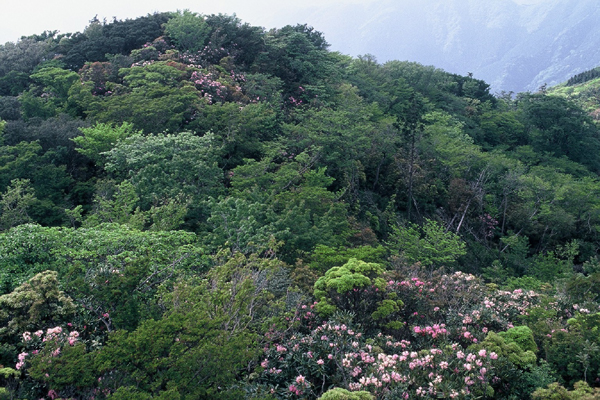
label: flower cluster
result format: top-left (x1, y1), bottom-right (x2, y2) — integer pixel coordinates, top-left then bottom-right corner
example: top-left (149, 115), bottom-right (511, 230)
top-left (257, 319), bottom-right (370, 398)
top-left (17, 326), bottom-right (80, 368)
top-left (413, 323), bottom-right (448, 339)
top-left (341, 341), bottom-right (497, 398)
top-left (189, 68), bottom-right (245, 104)
top-left (15, 351), bottom-right (28, 370)
top-left (482, 288), bottom-right (539, 324)
top-left (79, 61), bottom-right (114, 96)
top-left (254, 310), bottom-right (501, 399)
top-left (383, 270), bottom-right (542, 347)
top-left (479, 213), bottom-right (499, 238)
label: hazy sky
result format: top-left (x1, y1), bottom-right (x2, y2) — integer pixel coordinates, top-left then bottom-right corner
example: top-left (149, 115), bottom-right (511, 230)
top-left (0, 0), bottom-right (378, 45)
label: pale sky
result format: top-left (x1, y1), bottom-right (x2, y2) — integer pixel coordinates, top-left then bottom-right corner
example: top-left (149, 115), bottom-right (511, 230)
top-left (0, 0), bottom-right (375, 45)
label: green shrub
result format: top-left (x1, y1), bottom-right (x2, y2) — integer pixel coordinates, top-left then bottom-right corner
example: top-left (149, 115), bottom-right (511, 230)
top-left (319, 388), bottom-right (374, 400)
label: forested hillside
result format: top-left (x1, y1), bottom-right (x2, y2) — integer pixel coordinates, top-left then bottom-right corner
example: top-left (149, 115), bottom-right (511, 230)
top-left (2, 11), bottom-right (600, 399)
top-left (549, 71), bottom-right (600, 124)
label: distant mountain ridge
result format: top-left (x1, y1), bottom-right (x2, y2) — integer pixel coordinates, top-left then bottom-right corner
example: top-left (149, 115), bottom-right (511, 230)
top-left (280, 0), bottom-right (600, 93)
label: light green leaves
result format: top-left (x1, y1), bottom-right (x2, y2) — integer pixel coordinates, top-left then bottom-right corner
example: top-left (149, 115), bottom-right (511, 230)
top-left (73, 122), bottom-right (140, 166)
top-left (0, 178), bottom-right (36, 230)
top-left (387, 218), bottom-right (466, 269)
top-left (164, 10), bottom-right (210, 52)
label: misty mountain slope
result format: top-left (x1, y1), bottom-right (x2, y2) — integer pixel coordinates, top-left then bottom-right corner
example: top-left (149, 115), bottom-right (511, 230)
top-left (282, 0), bottom-right (600, 93)
top-left (495, 0), bottom-right (600, 92)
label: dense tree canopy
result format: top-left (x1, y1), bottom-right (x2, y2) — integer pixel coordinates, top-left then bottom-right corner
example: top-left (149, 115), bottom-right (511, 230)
top-left (2, 11), bottom-right (600, 400)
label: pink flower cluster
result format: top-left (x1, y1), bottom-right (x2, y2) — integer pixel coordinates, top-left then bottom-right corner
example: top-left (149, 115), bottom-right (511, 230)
top-left (289, 375), bottom-right (309, 396)
top-left (341, 339), bottom-right (498, 398)
top-left (17, 326), bottom-right (80, 370)
top-left (15, 351), bottom-right (28, 370)
top-left (413, 324), bottom-right (448, 338)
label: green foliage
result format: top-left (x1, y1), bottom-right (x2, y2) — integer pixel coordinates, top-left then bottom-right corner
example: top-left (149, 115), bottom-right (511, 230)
top-left (73, 122), bottom-right (140, 166)
top-left (530, 241), bottom-right (578, 282)
top-left (503, 275), bottom-right (545, 291)
top-left (230, 160), bottom-right (350, 261)
top-left (202, 14), bottom-right (266, 68)
top-left (0, 140), bottom-right (73, 225)
top-left (533, 381), bottom-right (600, 400)
top-left (270, 168), bottom-right (350, 260)
top-left (93, 249), bottom-right (286, 399)
top-left (498, 325), bottom-right (538, 354)
top-left (0, 270), bottom-right (76, 337)
top-left (83, 179), bottom-right (191, 231)
top-left (20, 67), bottom-right (79, 119)
top-left (87, 85), bottom-right (200, 133)
top-left (0, 270), bottom-right (76, 368)
top-left (566, 67), bottom-right (600, 86)
top-left (421, 111), bottom-right (483, 177)
top-left (308, 244), bottom-right (387, 273)
top-left (104, 131), bottom-right (222, 217)
top-left (106, 387), bottom-right (154, 400)
top-left (164, 10), bottom-right (210, 52)
top-left (57, 13), bottom-right (170, 69)
top-left (205, 196), bottom-right (281, 255)
top-left (0, 224), bottom-right (63, 294)
top-left (520, 94), bottom-right (600, 172)
top-left (122, 61), bottom-right (189, 89)
top-left (0, 368), bottom-right (18, 379)
top-left (314, 258), bottom-right (384, 300)
top-left (193, 248), bottom-right (292, 332)
top-left (78, 61), bottom-right (202, 133)
top-left (96, 313), bottom-right (254, 399)
top-left (313, 259), bottom-right (402, 331)
top-left (0, 367), bottom-right (18, 400)
top-left (7, 11), bottom-right (600, 399)
top-left (280, 86), bottom-right (392, 195)
top-left (83, 180), bottom-right (146, 229)
top-left (477, 110), bottom-right (527, 150)
top-left (318, 388), bottom-right (373, 400)
top-left (387, 218), bottom-right (466, 269)
top-left (190, 102), bottom-right (279, 169)
top-left (476, 331), bottom-right (537, 369)
top-left (564, 264), bottom-right (600, 306)
top-left (29, 342), bottom-right (96, 392)
top-left (0, 38), bottom-right (50, 88)
top-left (255, 24), bottom-right (339, 100)
top-left (542, 313), bottom-right (600, 387)
top-left (146, 194), bottom-right (190, 231)
top-left (0, 223), bottom-right (203, 336)
top-left (0, 178), bottom-right (36, 230)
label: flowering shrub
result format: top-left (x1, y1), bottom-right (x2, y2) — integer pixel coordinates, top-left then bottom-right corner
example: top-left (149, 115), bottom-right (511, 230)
top-left (190, 68), bottom-right (246, 104)
top-left (15, 326), bottom-right (96, 399)
top-left (256, 318), bottom-right (368, 398)
top-left (382, 270), bottom-right (540, 346)
top-left (389, 271), bottom-right (487, 330)
top-left (344, 343), bottom-right (497, 399)
top-left (17, 326), bottom-right (79, 367)
top-left (79, 61), bottom-right (113, 96)
top-left (254, 315), bottom-right (499, 399)
top-left (482, 289), bottom-right (540, 327)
